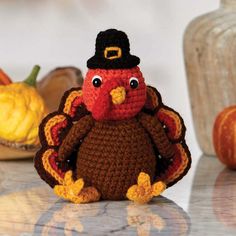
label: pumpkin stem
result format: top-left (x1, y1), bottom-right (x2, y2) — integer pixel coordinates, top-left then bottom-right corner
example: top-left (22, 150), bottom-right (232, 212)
top-left (24, 65), bottom-right (40, 87)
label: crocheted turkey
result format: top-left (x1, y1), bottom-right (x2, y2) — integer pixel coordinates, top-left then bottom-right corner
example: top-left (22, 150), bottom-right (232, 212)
top-left (35, 29), bottom-right (191, 204)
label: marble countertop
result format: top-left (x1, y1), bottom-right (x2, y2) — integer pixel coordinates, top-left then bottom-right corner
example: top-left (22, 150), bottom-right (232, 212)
top-left (0, 154), bottom-right (235, 235)
top-left (0, 1), bottom-right (226, 235)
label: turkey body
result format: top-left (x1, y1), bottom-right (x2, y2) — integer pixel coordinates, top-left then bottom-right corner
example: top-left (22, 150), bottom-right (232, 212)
top-left (76, 117), bottom-right (156, 200)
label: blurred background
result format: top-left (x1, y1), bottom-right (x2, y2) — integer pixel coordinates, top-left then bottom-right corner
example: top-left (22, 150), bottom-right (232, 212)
top-left (0, 0), bottom-right (218, 163)
top-left (0, 0), bottom-right (219, 157)
top-left (0, 0), bottom-right (224, 212)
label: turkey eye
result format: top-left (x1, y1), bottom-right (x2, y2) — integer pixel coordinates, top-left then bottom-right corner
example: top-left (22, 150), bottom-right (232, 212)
top-left (129, 77), bottom-right (139, 89)
top-left (92, 75), bottom-right (102, 88)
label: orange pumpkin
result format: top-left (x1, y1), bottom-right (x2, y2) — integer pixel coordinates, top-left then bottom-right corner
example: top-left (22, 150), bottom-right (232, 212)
top-left (213, 106), bottom-right (236, 169)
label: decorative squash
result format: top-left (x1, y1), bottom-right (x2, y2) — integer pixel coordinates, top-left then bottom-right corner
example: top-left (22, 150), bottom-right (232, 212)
top-left (0, 66), bottom-right (83, 160)
top-left (0, 65), bottom-right (47, 148)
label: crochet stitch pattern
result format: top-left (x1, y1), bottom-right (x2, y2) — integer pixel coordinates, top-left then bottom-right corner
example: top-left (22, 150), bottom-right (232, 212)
top-left (35, 29), bottom-right (191, 204)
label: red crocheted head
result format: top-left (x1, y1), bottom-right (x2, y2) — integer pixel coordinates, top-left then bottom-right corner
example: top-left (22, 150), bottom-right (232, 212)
top-left (83, 67), bottom-right (146, 121)
top-left (83, 29), bottom-right (146, 120)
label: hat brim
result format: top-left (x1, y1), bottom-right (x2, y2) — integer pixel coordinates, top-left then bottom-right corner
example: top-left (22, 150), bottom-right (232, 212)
top-left (87, 55), bottom-right (140, 69)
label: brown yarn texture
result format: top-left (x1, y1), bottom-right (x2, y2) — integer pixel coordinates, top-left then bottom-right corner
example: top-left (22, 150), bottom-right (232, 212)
top-left (58, 115), bottom-right (94, 161)
top-left (35, 84), bottom-right (191, 201)
top-left (138, 113), bottom-right (174, 158)
top-left (58, 113), bottom-right (174, 200)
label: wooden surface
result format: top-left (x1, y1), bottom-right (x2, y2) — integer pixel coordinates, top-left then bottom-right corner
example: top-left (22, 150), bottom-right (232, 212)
top-left (0, 155), bottom-right (234, 235)
top-left (184, 0), bottom-right (236, 155)
top-left (0, 144), bottom-right (34, 160)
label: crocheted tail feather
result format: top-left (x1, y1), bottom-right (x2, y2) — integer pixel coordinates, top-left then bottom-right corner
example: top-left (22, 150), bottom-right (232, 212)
top-left (143, 86), bottom-right (191, 187)
top-left (34, 87), bottom-right (89, 187)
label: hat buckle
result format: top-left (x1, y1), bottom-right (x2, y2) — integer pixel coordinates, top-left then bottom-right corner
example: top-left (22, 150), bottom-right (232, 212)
top-left (104, 46), bottom-right (122, 60)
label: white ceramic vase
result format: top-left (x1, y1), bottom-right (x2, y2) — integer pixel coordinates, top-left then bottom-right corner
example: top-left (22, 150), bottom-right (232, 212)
top-left (184, 0), bottom-right (236, 155)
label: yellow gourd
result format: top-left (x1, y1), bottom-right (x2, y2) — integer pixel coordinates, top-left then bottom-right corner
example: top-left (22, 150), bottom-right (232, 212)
top-left (0, 65), bottom-right (48, 146)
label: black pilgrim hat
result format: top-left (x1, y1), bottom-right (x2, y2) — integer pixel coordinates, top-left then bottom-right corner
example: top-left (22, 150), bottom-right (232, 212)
top-left (87, 29), bottom-right (140, 69)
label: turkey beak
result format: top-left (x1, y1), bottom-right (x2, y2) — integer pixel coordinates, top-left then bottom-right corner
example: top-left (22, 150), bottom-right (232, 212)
top-left (110, 86), bottom-right (126, 105)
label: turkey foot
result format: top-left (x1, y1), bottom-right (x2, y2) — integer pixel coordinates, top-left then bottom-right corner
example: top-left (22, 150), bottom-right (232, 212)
top-left (126, 172), bottom-right (166, 204)
top-left (54, 171), bottom-right (101, 204)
